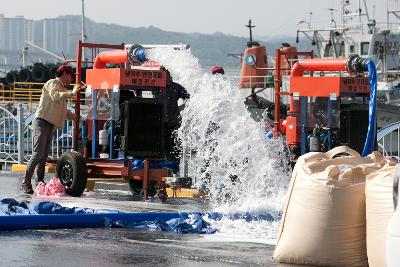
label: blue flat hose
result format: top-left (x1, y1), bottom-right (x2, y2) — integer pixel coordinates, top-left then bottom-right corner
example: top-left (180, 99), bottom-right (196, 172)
top-left (0, 198), bottom-right (280, 232)
top-left (362, 59), bottom-right (377, 157)
top-left (0, 212), bottom-right (181, 231)
top-left (0, 211), bottom-right (277, 231)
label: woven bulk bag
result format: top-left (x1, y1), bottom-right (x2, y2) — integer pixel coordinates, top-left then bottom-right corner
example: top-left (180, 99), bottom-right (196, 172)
top-left (273, 146), bottom-right (384, 267)
top-left (366, 162), bottom-right (397, 267)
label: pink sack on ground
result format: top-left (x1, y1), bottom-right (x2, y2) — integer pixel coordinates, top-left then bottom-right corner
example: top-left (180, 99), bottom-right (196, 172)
top-left (34, 177), bottom-right (65, 197)
top-left (34, 181), bottom-right (46, 196)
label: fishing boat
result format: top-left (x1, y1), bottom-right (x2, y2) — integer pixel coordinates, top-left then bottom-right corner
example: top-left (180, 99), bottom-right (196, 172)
top-left (235, 0), bottom-right (400, 128)
top-left (296, 0), bottom-right (400, 105)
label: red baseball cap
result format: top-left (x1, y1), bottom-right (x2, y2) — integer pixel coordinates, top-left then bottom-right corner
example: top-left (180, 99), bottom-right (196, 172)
top-left (57, 65), bottom-right (75, 75)
top-left (211, 66), bottom-right (224, 75)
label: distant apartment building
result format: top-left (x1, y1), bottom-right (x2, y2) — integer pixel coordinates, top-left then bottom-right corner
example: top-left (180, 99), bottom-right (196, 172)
top-left (35, 18), bottom-right (71, 54)
top-left (0, 14), bottom-right (34, 51)
top-left (0, 14), bottom-right (71, 54)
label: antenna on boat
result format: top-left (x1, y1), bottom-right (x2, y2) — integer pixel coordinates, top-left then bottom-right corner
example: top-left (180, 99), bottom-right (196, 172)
top-left (329, 8), bottom-right (337, 27)
top-left (387, 0), bottom-right (390, 29)
top-left (373, 4), bottom-right (375, 21)
top-left (362, 0), bottom-right (370, 21)
top-left (245, 20), bottom-right (255, 48)
top-left (81, 0), bottom-right (87, 61)
top-left (341, 0), bottom-right (346, 26)
top-left (381, 29), bottom-right (391, 82)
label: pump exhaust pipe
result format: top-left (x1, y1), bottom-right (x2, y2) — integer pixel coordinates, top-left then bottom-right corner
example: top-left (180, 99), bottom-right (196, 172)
top-left (289, 54), bottom-right (369, 114)
top-left (290, 54), bottom-right (368, 78)
top-left (93, 44), bottom-right (148, 69)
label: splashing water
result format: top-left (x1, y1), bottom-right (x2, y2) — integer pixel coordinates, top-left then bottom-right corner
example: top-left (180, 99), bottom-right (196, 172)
top-left (147, 48), bottom-right (291, 242)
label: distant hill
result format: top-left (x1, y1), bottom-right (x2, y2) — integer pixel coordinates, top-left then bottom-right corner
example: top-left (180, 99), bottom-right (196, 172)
top-left (53, 16), bottom-right (313, 67)
top-left (61, 16), bottom-right (248, 67)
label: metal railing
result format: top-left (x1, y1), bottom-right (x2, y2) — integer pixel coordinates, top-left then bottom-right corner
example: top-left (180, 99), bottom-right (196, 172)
top-left (228, 75), bottom-right (275, 89)
top-left (0, 82), bottom-right (42, 101)
top-left (13, 82), bottom-right (43, 101)
top-left (0, 103), bottom-right (76, 168)
top-left (0, 82), bottom-right (87, 110)
top-left (377, 121), bottom-right (400, 162)
top-left (227, 75), bottom-right (291, 105)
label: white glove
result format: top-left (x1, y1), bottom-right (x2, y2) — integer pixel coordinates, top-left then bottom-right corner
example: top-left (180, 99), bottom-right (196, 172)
top-left (72, 85), bottom-right (80, 96)
top-left (72, 84), bottom-right (86, 96)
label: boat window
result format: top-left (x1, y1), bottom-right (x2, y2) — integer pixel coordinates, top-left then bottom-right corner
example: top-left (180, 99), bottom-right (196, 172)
top-left (361, 42), bottom-right (370, 55)
top-left (373, 41), bottom-right (382, 55)
top-left (350, 45), bottom-right (355, 53)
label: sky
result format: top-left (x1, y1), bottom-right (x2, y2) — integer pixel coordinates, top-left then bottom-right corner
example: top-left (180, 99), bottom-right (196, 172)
top-left (0, 0), bottom-right (393, 38)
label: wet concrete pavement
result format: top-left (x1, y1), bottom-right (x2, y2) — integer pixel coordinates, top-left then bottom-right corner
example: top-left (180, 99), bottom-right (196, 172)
top-left (0, 171), bottom-right (276, 267)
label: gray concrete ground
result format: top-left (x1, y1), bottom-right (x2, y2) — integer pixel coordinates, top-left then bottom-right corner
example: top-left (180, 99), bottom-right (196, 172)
top-left (0, 171), bottom-right (277, 267)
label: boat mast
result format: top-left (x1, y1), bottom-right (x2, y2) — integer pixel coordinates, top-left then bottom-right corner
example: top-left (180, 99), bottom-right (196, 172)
top-left (387, 0), bottom-right (390, 29)
top-left (341, 0), bottom-right (345, 27)
top-left (21, 46), bottom-right (27, 67)
top-left (381, 29), bottom-right (390, 82)
top-left (81, 0), bottom-right (87, 61)
top-left (363, 0), bottom-right (370, 21)
top-left (245, 20), bottom-right (255, 47)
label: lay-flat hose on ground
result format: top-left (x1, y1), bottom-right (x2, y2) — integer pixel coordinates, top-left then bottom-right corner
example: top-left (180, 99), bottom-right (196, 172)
top-left (0, 199), bottom-right (278, 233)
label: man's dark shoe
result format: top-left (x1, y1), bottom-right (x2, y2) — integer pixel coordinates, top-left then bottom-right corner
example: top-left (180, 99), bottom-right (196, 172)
top-left (22, 180), bottom-right (34, 194)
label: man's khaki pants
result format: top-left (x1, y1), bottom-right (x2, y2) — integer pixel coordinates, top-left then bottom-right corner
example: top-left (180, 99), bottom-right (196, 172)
top-left (23, 118), bottom-right (54, 182)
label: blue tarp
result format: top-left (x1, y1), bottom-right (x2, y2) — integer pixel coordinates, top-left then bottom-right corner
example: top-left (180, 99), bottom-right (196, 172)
top-left (0, 199), bottom-right (279, 233)
top-left (0, 198), bottom-right (214, 233)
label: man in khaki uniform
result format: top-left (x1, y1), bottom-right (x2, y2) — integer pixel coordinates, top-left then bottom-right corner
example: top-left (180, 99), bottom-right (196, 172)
top-left (22, 65), bottom-right (81, 194)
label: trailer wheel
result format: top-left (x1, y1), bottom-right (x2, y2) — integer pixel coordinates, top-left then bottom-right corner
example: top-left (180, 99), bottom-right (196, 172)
top-left (57, 151), bottom-right (87, 197)
top-left (128, 179), bottom-right (157, 197)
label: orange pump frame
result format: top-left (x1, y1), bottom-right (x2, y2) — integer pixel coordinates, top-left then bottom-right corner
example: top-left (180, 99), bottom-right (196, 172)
top-left (281, 55), bottom-right (370, 151)
top-left (87, 46), bottom-right (167, 90)
top-left (70, 41), bottom-right (169, 201)
top-left (266, 49), bottom-right (370, 155)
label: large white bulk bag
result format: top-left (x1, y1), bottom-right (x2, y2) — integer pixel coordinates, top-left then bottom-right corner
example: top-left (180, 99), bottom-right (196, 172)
top-left (273, 146), bottom-right (385, 267)
top-left (386, 168), bottom-right (400, 267)
top-left (366, 162), bottom-right (397, 267)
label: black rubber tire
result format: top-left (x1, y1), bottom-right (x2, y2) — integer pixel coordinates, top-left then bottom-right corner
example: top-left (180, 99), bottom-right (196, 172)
top-left (31, 66), bottom-right (49, 83)
top-left (5, 70), bottom-right (18, 85)
top-left (57, 151), bottom-right (87, 197)
top-left (128, 179), bottom-right (157, 197)
top-left (18, 68), bottom-right (31, 82)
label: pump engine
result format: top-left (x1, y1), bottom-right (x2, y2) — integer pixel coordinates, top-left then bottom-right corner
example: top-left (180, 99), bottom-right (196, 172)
top-left (83, 45), bottom-right (174, 161)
